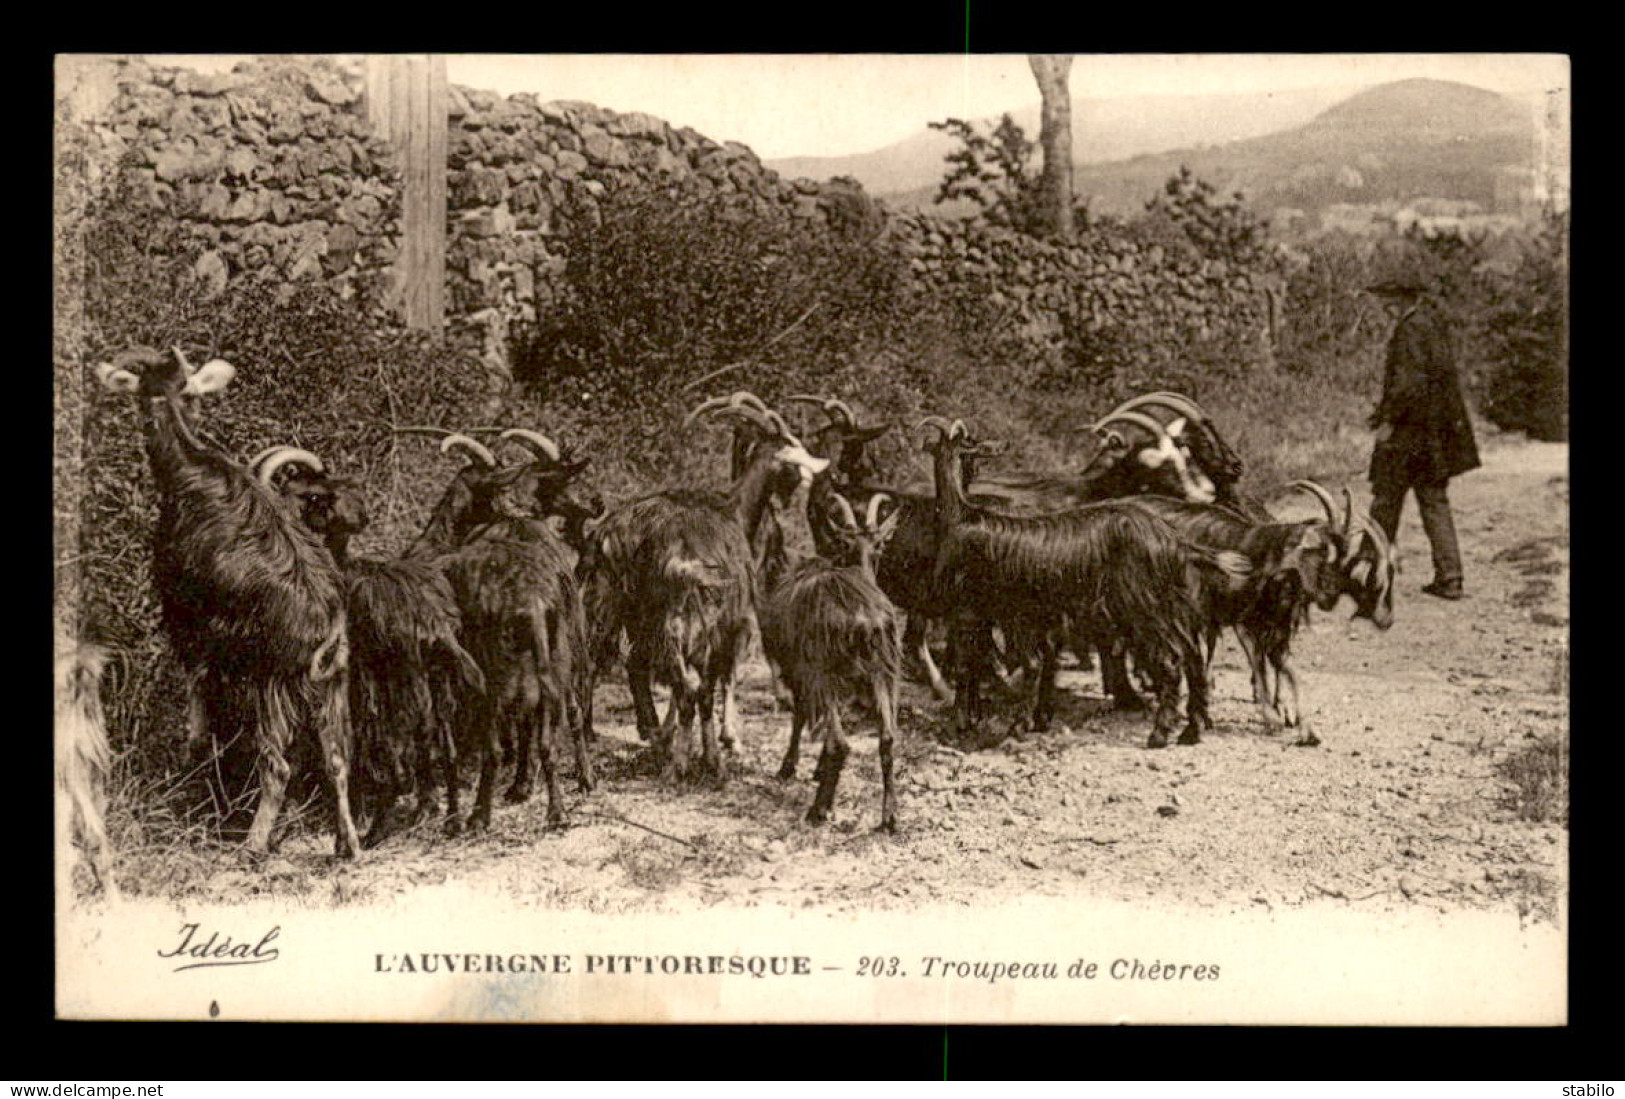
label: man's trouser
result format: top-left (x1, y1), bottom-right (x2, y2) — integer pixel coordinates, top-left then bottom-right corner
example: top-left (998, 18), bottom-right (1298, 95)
top-left (1369, 477), bottom-right (1464, 585)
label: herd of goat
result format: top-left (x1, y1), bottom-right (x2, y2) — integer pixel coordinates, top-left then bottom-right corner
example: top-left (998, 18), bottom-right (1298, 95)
top-left (56, 343), bottom-right (1399, 890)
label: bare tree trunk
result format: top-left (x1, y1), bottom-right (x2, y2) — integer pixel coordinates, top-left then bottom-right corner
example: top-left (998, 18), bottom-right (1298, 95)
top-left (1028, 55), bottom-right (1076, 242)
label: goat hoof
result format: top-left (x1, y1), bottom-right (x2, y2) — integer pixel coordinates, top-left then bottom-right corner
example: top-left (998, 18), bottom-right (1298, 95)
top-left (503, 785), bottom-right (531, 805)
top-left (1177, 727), bottom-right (1202, 746)
top-left (1146, 732), bottom-right (1169, 749)
top-left (806, 805), bottom-right (831, 826)
top-left (876, 816), bottom-right (898, 835)
top-left (465, 812), bottom-right (491, 833)
top-left (775, 765), bottom-right (797, 783)
top-left (442, 818), bottom-right (463, 838)
top-left (1294, 732), bottom-right (1322, 748)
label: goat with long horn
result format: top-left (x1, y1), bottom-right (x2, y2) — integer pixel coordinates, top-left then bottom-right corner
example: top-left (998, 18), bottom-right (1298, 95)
top-left (96, 346), bottom-right (361, 861)
top-left (255, 447), bottom-right (487, 844)
top-left (761, 489), bottom-right (904, 829)
top-left (577, 394), bottom-right (827, 781)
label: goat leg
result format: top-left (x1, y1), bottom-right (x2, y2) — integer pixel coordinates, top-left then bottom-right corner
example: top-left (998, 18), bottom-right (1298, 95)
top-left (874, 678), bottom-right (899, 834)
top-left (535, 705), bottom-right (567, 826)
top-left (1144, 649), bottom-right (1182, 750)
top-left (1273, 653), bottom-right (1320, 747)
top-left (570, 695), bottom-right (596, 793)
top-left (1239, 628), bottom-right (1284, 728)
top-left (626, 641), bottom-right (662, 741)
top-left (905, 616), bottom-right (953, 701)
top-left (1100, 643), bottom-right (1144, 711)
top-left (1178, 637), bottom-right (1211, 746)
top-left (777, 691), bottom-right (809, 782)
top-left (697, 682), bottom-right (725, 787)
top-left (806, 711), bottom-right (850, 825)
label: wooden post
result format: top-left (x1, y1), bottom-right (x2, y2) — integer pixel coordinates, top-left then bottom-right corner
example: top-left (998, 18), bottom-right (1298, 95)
top-left (364, 55), bottom-right (447, 331)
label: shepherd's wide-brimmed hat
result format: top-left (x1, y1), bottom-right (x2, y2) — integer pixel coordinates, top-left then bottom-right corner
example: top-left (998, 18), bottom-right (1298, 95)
top-left (1366, 277), bottom-right (1428, 297)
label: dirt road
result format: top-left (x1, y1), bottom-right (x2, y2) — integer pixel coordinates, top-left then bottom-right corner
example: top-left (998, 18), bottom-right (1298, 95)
top-left (194, 433), bottom-right (1569, 924)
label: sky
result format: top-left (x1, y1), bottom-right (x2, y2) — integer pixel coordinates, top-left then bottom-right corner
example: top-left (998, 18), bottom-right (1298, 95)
top-left (139, 53), bottom-right (1569, 161)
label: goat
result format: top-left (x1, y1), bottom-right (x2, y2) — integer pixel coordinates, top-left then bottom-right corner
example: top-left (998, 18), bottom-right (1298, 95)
top-left (1112, 485), bottom-right (1348, 746)
top-left (96, 346), bottom-right (361, 861)
top-left (760, 491), bottom-right (904, 829)
top-left (404, 432), bottom-right (591, 829)
top-left (1089, 391), bottom-right (1271, 522)
top-left (1294, 481), bottom-right (1398, 632)
top-left (55, 638), bottom-right (118, 901)
top-left (252, 447), bottom-right (486, 844)
top-left (921, 417), bottom-right (1238, 748)
top-left (578, 396), bottom-right (828, 781)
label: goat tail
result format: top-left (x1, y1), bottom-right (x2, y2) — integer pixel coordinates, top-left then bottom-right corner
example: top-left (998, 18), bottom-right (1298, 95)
top-left (1182, 542), bottom-right (1254, 595)
top-left (55, 642), bottom-right (117, 900)
top-left (446, 637), bottom-right (486, 697)
top-left (310, 614), bottom-right (349, 682)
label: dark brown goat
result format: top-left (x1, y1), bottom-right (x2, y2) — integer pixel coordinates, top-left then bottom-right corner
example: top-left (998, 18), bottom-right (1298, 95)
top-left (253, 448), bottom-right (485, 844)
top-left (760, 491), bottom-right (904, 829)
top-left (922, 418), bottom-right (1239, 748)
top-left (96, 346), bottom-right (361, 860)
top-left (405, 433), bottom-right (591, 829)
top-left (577, 396), bottom-right (828, 781)
top-left (1115, 488), bottom-right (1346, 746)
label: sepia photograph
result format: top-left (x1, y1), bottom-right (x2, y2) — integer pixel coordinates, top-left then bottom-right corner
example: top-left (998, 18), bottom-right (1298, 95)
top-left (52, 51), bottom-right (1569, 1026)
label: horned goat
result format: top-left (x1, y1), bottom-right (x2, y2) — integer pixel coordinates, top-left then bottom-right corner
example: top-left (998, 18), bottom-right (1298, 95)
top-left (96, 346), bottom-right (361, 861)
top-left (577, 395), bottom-right (827, 780)
top-left (405, 432), bottom-right (592, 829)
top-left (761, 490), bottom-right (903, 828)
top-left (253, 448), bottom-right (486, 844)
top-left (921, 417), bottom-right (1240, 748)
top-left (55, 638), bottom-right (118, 901)
top-left (1113, 485), bottom-right (1351, 746)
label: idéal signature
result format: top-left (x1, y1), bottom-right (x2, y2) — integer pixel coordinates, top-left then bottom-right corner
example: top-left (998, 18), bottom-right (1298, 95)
top-left (157, 922), bottom-right (281, 973)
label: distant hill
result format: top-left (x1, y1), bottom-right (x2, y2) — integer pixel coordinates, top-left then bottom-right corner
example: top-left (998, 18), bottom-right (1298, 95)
top-left (863, 79), bottom-right (1542, 224)
top-left (764, 84), bottom-right (1359, 199)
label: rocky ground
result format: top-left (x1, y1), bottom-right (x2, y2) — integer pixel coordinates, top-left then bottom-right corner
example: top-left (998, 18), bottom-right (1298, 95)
top-left (104, 434), bottom-right (1570, 928)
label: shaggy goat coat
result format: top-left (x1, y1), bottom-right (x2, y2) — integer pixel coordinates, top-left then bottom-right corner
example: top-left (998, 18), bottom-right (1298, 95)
top-left (55, 642), bottom-right (117, 899)
top-left (142, 394), bottom-right (358, 857)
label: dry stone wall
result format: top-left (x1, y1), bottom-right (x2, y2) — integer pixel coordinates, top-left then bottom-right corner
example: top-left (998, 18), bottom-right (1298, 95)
top-left (80, 56), bottom-right (401, 305)
top-left (70, 55), bottom-right (1274, 382)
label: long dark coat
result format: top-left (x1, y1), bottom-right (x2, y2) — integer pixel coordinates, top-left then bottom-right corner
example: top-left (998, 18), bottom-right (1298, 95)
top-left (1369, 299), bottom-right (1481, 487)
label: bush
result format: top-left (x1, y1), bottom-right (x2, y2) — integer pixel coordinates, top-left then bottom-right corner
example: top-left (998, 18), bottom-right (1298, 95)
top-left (1478, 212), bottom-right (1568, 441)
top-left (1495, 730), bottom-right (1569, 827)
top-left (507, 180), bottom-right (933, 483)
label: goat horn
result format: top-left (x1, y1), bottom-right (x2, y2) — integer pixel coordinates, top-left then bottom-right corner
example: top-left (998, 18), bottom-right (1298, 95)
top-left (1354, 511), bottom-right (1392, 562)
top-left (1093, 393), bottom-right (1207, 432)
top-left (171, 345), bottom-right (199, 375)
top-left (830, 492), bottom-right (858, 531)
top-left (763, 409), bottom-right (802, 445)
top-left (1142, 391), bottom-right (1210, 420)
top-left (785, 394), bottom-right (857, 426)
top-left (1287, 480), bottom-right (1341, 529)
top-left (1095, 410), bottom-right (1173, 446)
top-left (916, 416), bottom-right (955, 439)
top-left (1341, 486), bottom-right (1356, 550)
top-left (246, 446), bottom-right (291, 477)
top-left (702, 403), bottom-right (775, 436)
top-left (864, 491), bottom-right (891, 529)
top-left (441, 434), bottom-right (497, 468)
top-left (500, 428), bottom-right (562, 463)
top-left (682, 392), bottom-right (760, 431)
top-left (255, 447), bottom-right (325, 488)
